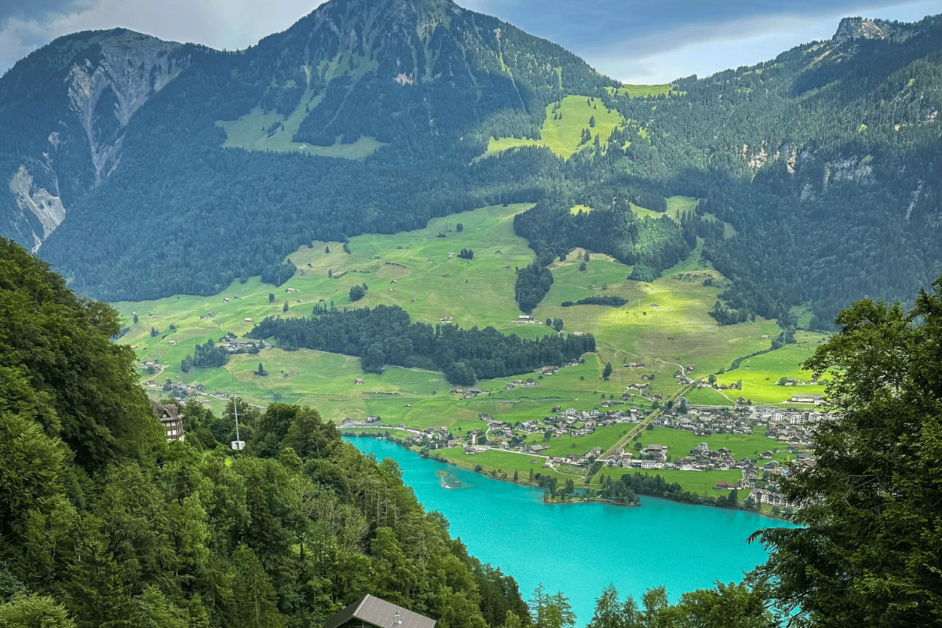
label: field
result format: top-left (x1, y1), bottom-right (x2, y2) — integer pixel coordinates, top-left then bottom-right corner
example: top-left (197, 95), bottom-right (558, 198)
top-left (636, 426), bottom-right (792, 464)
top-left (715, 332), bottom-right (829, 404)
top-left (536, 244), bottom-right (781, 399)
top-left (115, 202), bottom-right (827, 433)
top-left (595, 468), bottom-right (747, 497)
top-left (216, 88), bottom-right (385, 160)
top-left (435, 447), bottom-right (571, 482)
top-left (486, 95), bottom-right (626, 159)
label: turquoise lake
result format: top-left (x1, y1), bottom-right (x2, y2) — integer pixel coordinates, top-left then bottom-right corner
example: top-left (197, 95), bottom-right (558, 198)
top-left (346, 437), bottom-right (794, 623)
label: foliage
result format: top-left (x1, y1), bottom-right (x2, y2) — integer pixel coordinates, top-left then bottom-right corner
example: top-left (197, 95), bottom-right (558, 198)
top-left (515, 264), bottom-right (554, 313)
top-left (756, 279), bottom-right (942, 627)
top-left (0, 238), bottom-right (530, 628)
top-left (561, 296), bottom-right (627, 308)
top-left (180, 338), bottom-right (229, 372)
top-left (247, 304), bottom-right (595, 384)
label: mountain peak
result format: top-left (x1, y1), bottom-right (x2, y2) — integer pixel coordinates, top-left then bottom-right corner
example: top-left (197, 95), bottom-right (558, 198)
top-left (832, 17), bottom-right (891, 43)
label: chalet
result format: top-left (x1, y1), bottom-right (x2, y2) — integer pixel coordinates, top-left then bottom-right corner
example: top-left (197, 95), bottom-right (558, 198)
top-left (354, 379), bottom-right (364, 385)
top-left (515, 315), bottom-right (535, 324)
top-left (505, 383), bottom-right (515, 391)
top-left (244, 318), bottom-right (252, 323)
top-left (323, 595), bottom-right (435, 628)
top-left (714, 481), bottom-right (732, 490)
top-left (168, 340), bottom-right (176, 345)
top-left (366, 415), bottom-right (381, 423)
top-left (685, 365), bottom-right (696, 373)
top-left (150, 400), bottom-right (185, 442)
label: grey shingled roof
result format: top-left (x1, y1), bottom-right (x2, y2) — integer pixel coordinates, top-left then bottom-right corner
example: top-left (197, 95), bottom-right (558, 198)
top-left (323, 595), bottom-right (436, 628)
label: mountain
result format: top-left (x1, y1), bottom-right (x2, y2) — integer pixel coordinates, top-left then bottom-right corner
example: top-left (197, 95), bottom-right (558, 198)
top-left (514, 15), bottom-right (942, 325)
top-left (0, 2), bottom-right (939, 326)
top-left (0, 0), bottom-right (615, 300)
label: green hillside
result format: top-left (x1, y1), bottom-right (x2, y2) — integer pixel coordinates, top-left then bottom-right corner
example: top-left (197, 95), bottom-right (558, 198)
top-left (0, 236), bottom-right (530, 628)
top-left (115, 204), bottom-right (825, 427)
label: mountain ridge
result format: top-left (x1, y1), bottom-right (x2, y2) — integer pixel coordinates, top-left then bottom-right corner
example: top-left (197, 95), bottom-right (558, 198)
top-left (0, 2), bottom-right (939, 326)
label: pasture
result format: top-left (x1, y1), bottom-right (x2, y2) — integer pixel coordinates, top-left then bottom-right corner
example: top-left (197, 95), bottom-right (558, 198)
top-left (486, 95), bottom-right (625, 159)
top-left (114, 202), bottom-right (824, 434)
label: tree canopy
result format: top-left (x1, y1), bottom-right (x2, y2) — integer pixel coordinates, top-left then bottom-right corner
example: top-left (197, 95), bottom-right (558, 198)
top-left (756, 279), bottom-right (942, 627)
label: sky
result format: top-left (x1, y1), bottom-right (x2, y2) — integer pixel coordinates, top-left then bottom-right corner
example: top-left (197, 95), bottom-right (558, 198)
top-left (0, 0), bottom-right (939, 83)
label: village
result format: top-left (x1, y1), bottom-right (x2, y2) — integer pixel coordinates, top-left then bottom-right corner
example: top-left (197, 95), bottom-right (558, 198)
top-left (345, 394), bottom-right (831, 512)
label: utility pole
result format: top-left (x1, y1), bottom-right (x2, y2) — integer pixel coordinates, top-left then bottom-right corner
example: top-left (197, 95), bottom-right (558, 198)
top-left (229, 369), bottom-right (243, 451)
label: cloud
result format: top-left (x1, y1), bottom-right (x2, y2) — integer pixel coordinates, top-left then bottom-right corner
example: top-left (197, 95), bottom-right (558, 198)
top-left (0, 0), bottom-right (91, 22)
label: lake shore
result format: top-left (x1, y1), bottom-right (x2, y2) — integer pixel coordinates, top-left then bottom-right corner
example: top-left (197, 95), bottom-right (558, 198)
top-left (343, 432), bottom-right (788, 520)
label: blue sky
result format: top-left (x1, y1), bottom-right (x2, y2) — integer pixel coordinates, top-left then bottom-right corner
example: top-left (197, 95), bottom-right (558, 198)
top-left (0, 0), bottom-right (938, 82)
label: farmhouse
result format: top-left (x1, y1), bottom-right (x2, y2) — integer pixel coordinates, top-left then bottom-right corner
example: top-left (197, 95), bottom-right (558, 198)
top-left (150, 400), bottom-right (185, 442)
top-left (515, 315), bottom-right (535, 323)
top-left (323, 595), bottom-right (435, 628)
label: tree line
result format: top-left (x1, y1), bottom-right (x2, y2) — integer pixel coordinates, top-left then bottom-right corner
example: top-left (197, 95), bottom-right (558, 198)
top-left (246, 304), bottom-right (596, 385)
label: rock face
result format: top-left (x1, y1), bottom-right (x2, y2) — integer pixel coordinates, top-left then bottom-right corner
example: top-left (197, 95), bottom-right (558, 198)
top-left (66, 31), bottom-right (186, 184)
top-left (2, 30), bottom-right (187, 250)
top-left (8, 165), bottom-right (66, 252)
top-left (832, 17), bottom-right (891, 44)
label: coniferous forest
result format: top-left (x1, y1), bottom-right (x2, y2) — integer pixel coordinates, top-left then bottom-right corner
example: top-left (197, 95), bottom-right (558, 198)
top-left (247, 305), bottom-right (596, 385)
top-left (0, 5), bottom-right (938, 329)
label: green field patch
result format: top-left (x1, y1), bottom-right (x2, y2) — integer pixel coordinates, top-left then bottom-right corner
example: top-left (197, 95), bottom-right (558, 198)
top-left (636, 426), bottom-right (792, 464)
top-left (683, 386), bottom-right (735, 406)
top-left (533, 252), bottom-right (779, 396)
top-left (216, 88), bottom-right (385, 159)
top-left (715, 332), bottom-right (829, 404)
top-left (525, 424), bottom-right (631, 457)
top-left (486, 95), bottom-right (625, 159)
top-left (629, 204), bottom-right (667, 220)
top-left (436, 447), bottom-right (570, 482)
top-left (596, 468), bottom-right (746, 497)
top-left (570, 204), bottom-right (593, 215)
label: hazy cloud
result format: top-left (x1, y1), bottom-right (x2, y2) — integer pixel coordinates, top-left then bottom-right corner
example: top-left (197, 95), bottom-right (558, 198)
top-left (0, 0), bottom-right (91, 22)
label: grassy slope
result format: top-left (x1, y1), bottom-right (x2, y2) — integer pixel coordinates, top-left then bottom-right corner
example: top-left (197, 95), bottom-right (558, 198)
top-left (714, 331), bottom-right (829, 404)
top-left (535, 243), bottom-right (781, 400)
top-left (216, 88), bottom-right (385, 160)
top-left (486, 95), bottom-right (625, 158)
top-left (114, 202), bottom-right (824, 446)
top-left (609, 84), bottom-right (673, 98)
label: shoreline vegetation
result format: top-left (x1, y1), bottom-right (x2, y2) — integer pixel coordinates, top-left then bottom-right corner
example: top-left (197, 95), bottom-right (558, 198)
top-left (343, 432), bottom-right (786, 519)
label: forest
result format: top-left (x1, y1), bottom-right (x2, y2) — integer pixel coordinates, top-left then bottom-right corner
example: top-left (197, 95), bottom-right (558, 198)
top-left (246, 305), bottom-right (596, 385)
top-left (0, 9), bottom-right (938, 330)
top-left (2, 232), bottom-right (941, 626)
top-left (0, 236), bottom-right (531, 628)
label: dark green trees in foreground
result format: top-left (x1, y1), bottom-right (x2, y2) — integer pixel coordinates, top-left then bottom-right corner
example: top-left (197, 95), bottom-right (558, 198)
top-left (1, 234), bottom-right (941, 627)
top-left (754, 278), bottom-right (942, 627)
top-left (0, 238), bottom-right (529, 628)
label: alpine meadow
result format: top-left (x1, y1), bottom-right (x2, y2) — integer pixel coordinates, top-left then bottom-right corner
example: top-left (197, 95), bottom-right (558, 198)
top-left (0, 1), bottom-right (940, 627)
